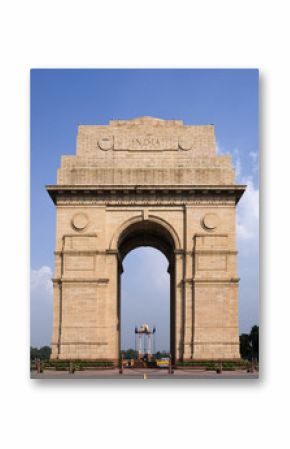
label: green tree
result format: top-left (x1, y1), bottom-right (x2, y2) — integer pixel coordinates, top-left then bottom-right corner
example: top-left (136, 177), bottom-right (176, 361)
top-left (239, 334), bottom-right (251, 360)
top-left (249, 325), bottom-right (259, 361)
top-left (30, 346), bottom-right (51, 361)
top-left (239, 325), bottom-right (259, 361)
top-left (121, 348), bottom-right (138, 359)
top-left (30, 347), bottom-right (39, 361)
top-left (154, 350), bottom-right (170, 359)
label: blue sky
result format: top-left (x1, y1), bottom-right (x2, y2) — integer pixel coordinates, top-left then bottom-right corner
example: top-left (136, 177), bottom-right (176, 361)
top-left (30, 69), bottom-right (259, 350)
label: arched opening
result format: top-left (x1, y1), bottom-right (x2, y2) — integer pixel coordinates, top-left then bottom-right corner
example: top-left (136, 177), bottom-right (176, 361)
top-left (117, 220), bottom-right (176, 363)
top-left (121, 248), bottom-right (170, 357)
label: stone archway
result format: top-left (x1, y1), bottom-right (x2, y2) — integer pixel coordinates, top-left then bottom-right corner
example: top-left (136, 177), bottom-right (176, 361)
top-left (47, 117), bottom-right (245, 363)
top-left (116, 219), bottom-right (177, 362)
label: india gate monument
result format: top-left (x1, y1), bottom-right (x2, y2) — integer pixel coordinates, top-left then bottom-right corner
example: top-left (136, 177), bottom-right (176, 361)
top-left (46, 117), bottom-right (245, 363)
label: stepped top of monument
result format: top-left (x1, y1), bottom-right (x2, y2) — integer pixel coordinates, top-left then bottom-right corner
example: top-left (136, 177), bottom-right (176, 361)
top-left (51, 117), bottom-right (240, 188)
top-left (108, 116), bottom-right (184, 127)
top-left (75, 117), bottom-right (216, 155)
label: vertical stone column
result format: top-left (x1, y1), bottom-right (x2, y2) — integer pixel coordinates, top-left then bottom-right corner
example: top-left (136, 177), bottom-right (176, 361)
top-left (174, 251), bottom-right (185, 361)
top-left (183, 260), bottom-right (194, 360)
top-left (50, 280), bottom-right (61, 359)
top-left (50, 248), bottom-right (63, 359)
top-left (105, 250), bottom-right (120, 362)
top-left (182, 206), bottom-right (194, 360)
top-left (192, 233), bottom-right (240, 360)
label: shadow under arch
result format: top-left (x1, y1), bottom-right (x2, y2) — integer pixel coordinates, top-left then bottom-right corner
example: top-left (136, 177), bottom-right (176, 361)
top-left (116, 219), bottom-right (178, 362)
top-left (110, 214), bottom-right (181, 257)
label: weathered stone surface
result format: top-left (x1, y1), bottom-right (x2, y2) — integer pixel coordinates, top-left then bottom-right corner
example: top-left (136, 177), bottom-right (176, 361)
top-left (47, 117), bottom-right (246, 362)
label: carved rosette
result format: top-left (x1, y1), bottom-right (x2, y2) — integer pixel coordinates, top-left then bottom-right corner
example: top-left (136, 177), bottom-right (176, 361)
top-left (71, 213), bottom-right (89, 231)
top-left (98, 135), bottom-right (114, 151)
top-left (202, 213), bottom-right (219, 230)
top-left (178, 133), bottom-right (192, 150)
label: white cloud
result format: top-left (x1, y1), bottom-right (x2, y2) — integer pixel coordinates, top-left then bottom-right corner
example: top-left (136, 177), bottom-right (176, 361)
top-left (237, 176), bottom-right (259, 241)
top-left (249, 151), bottom-right (258, 162)
top-left (249, 151), bottom-right (259, 174)
top-left (217, 142), bottom-right (259, 241)
top-left (31, 265), bottom-right (53, 297)
top-left (31, 266), bottom-right (53, 346)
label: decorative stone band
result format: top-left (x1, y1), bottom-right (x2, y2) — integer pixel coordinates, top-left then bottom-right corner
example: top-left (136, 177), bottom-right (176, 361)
top-left (51, 342), bottom-right (109, 346)
top-left (54, 250), bottom-right (105, 255)
top-left (57, 167), bottom-right (235, 187)
top-left (52, 277), bottom-right (109, 284)
top-left (193, 278), bottom-right (240, 283)
top-left (181, 278), bottom-right (240, 285)
top-left (193, 342), bottom-right (240, 346)
top-left (56, 199), bottom-right (237, 208)
top-left (47, 184), bottom-right (246, 205)
top-left (194, 250), bottom-right (238, 255)
top-left (53, 249), bottom-right (237, 256)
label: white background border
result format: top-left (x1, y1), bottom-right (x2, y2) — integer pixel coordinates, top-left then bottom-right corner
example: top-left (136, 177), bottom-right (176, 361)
top-left (1, 1), bottom-right (288, 447)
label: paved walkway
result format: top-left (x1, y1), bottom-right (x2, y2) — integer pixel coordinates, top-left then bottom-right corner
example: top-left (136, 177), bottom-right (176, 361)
top-left (31, 368), bottom-right (258, 379)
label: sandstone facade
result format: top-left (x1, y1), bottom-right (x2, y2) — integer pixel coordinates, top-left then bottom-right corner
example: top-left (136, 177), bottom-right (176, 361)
top-left (47, 117), bottom-right (245, 362)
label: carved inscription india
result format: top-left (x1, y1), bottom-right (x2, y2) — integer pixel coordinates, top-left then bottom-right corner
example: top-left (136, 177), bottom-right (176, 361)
top-left (98, 134), bottom-right (192, 151)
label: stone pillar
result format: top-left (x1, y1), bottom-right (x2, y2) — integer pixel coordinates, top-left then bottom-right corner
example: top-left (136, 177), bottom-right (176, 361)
top-left (183, 267), bottom-right (194, 359)
top-left (192, 234), bottom-right (240, 360)
top-left (183, 206), bottom-right (194, 360)
top-left (50, 280), bottom-right (61, 359)
top-left (174, 251), bottom-right (185, 361)
top-left (105, 250), bottom-right (120, 363)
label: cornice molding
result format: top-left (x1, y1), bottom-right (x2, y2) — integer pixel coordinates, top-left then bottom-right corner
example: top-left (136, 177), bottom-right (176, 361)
top-left (46, 184), bottom-right (246, 206)
top-left (52, 277), bottom-right (109, 284)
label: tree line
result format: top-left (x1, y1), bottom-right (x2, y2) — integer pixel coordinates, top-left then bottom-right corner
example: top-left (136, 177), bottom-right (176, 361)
top-left (30, 346), bottom-right (51, 361)
top-left (30, 325), bottom-right (259, 361)
top-left (239, 325), bottom-right (259, 361)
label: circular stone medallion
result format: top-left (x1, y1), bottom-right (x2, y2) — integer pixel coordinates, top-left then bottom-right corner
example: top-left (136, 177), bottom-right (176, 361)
top-left (72, 213), bottom-right (89, 231)
top-left (179, 134), bottom-right (192, 150)
top-left (98, 135), bottom-right (113, 151)
top-left (202, 213), bottom-right (219, 230)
